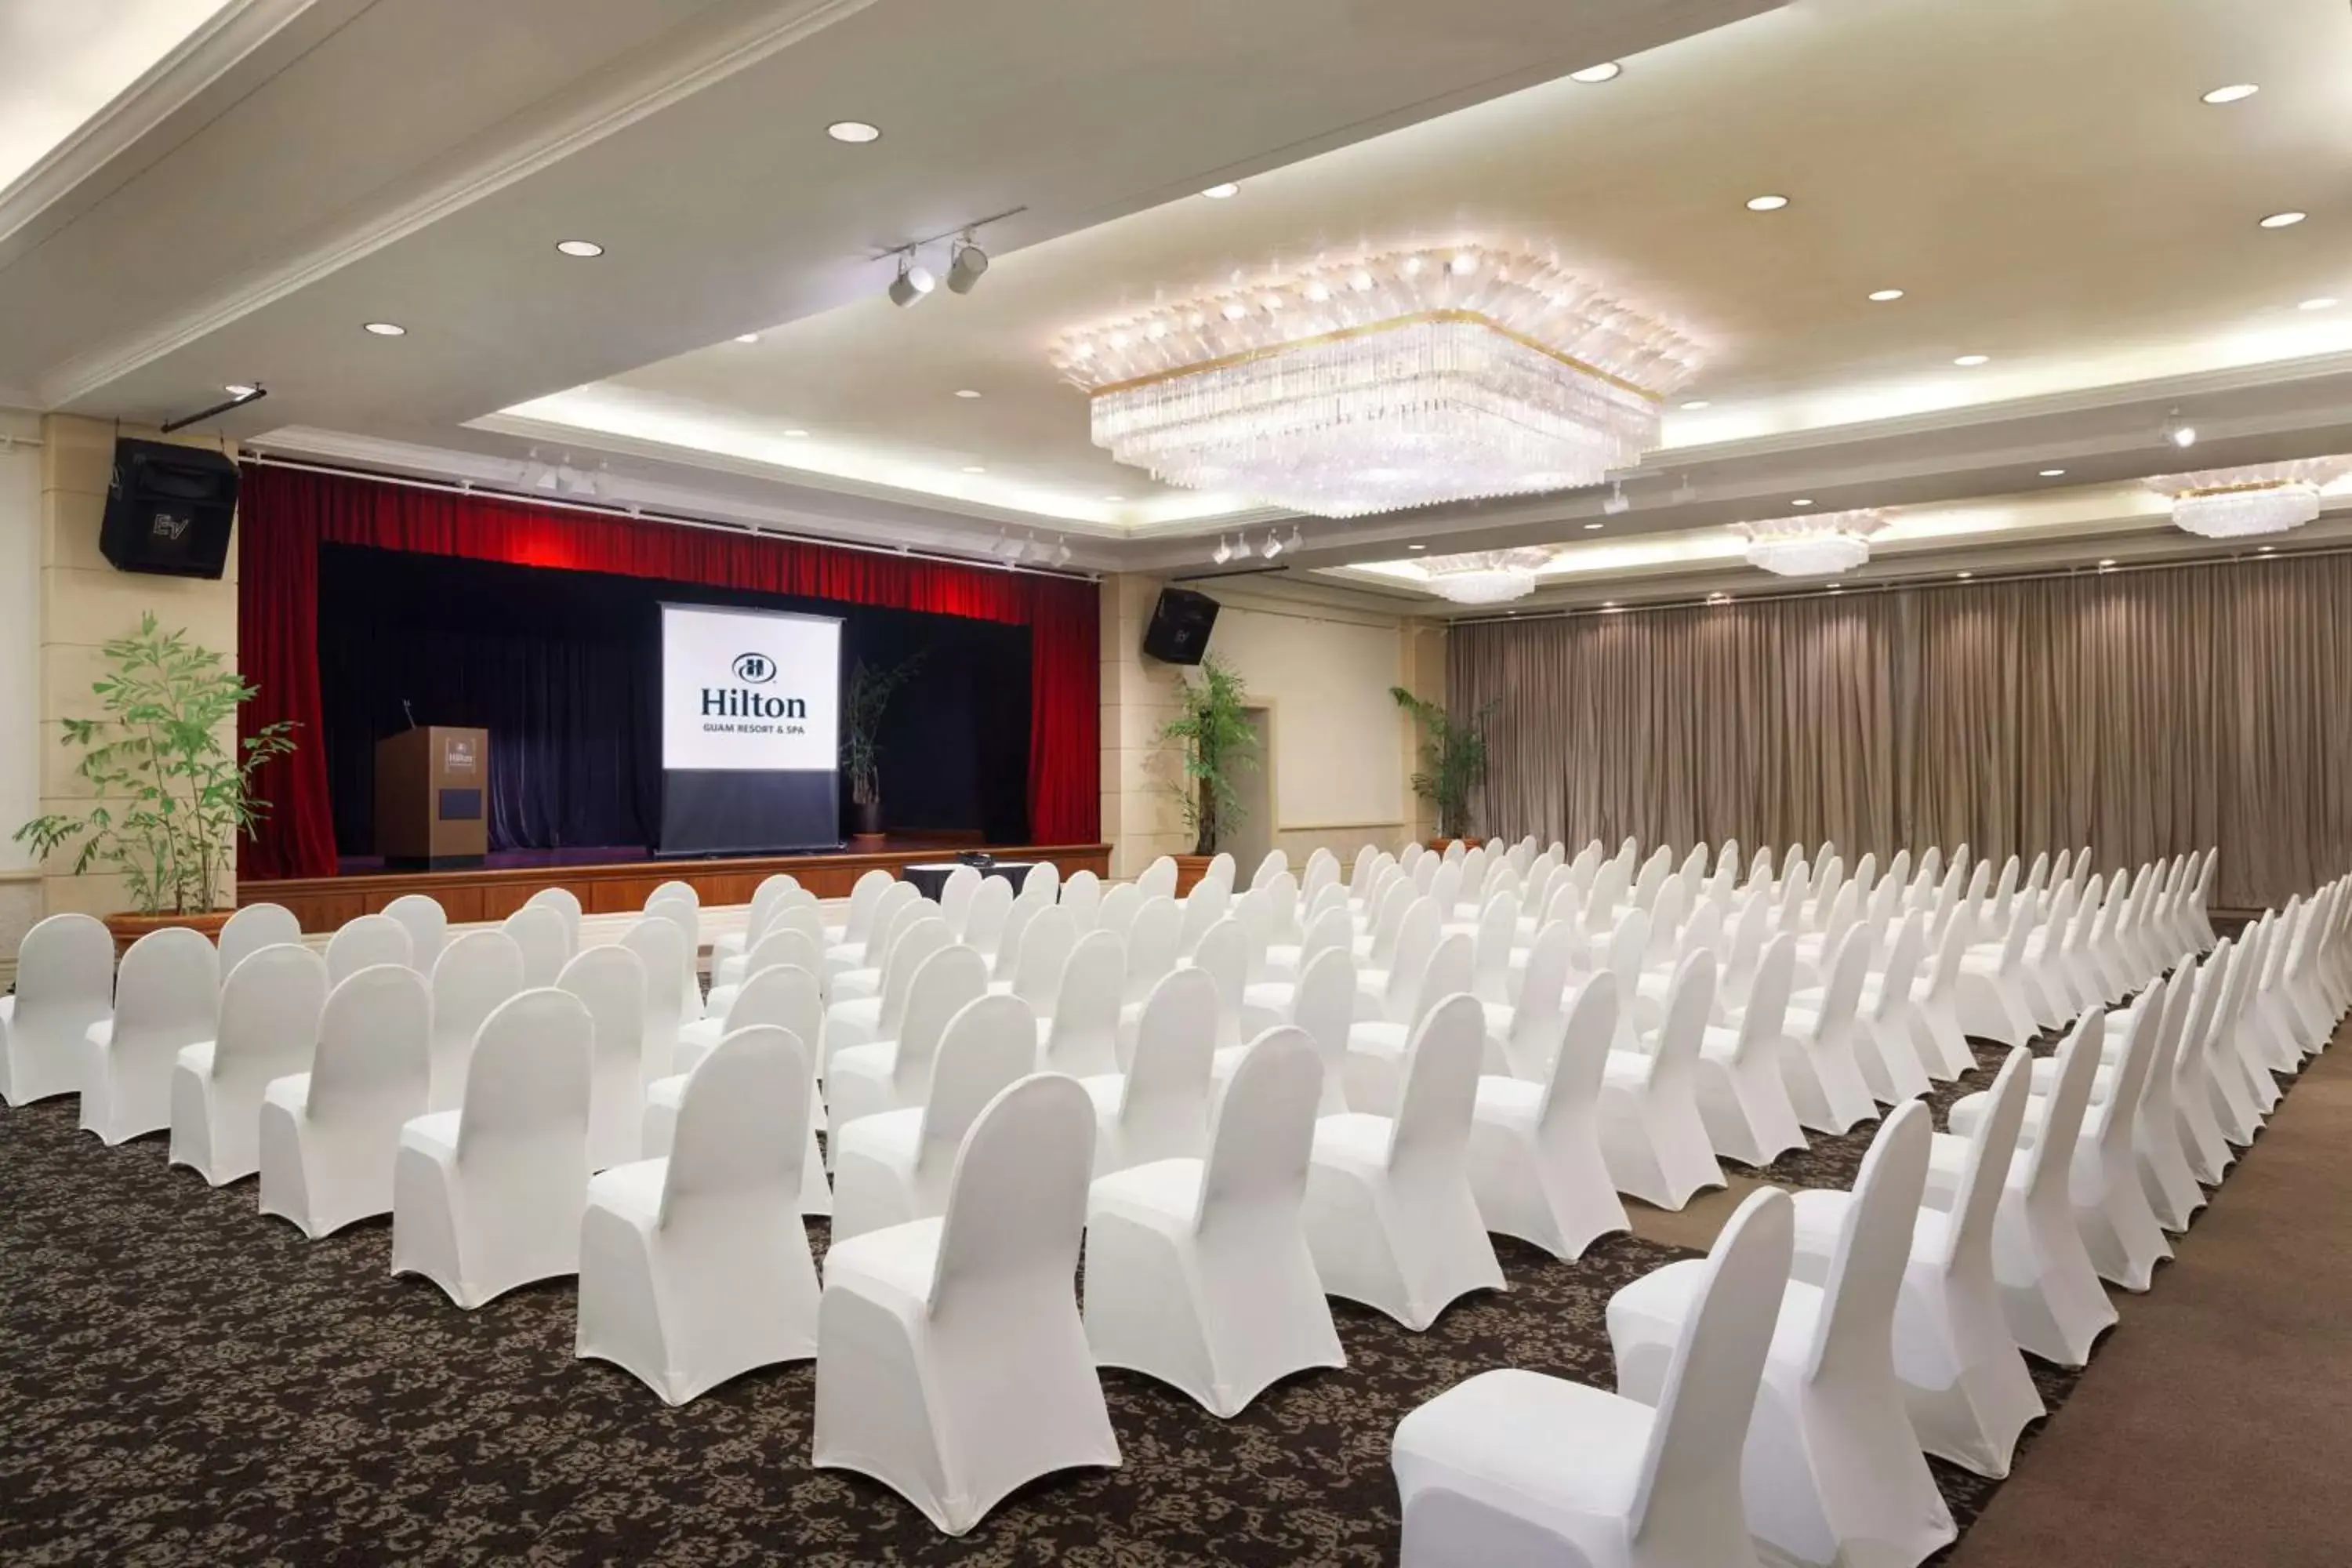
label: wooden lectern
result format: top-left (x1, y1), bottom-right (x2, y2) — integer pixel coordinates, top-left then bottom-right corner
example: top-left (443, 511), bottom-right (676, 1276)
top-left (375, 726), bottom-right (490, 869)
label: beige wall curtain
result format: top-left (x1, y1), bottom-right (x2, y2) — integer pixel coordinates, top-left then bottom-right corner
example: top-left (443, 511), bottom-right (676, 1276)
top-left (1451, 554), bottom-right (2352, 909)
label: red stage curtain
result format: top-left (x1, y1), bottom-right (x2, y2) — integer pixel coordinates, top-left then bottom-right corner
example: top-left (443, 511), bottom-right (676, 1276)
top-left (237, 464), bottom-right (1100, 877)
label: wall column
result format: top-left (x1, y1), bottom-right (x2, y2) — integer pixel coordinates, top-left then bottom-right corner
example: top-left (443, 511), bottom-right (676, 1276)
top-left (37, 415), bottom-right (241, 917)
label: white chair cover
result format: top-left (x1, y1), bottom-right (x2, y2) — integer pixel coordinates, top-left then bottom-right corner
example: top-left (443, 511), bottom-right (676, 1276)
top-left (260, 962), bottom-right (432, 1238)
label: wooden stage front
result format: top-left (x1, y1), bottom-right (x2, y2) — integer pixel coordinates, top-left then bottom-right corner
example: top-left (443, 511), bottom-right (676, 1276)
top-left (242, 840), bottom-right (1113, 932)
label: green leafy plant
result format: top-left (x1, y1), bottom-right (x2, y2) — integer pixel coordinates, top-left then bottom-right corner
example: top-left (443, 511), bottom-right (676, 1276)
top-left (840, 650), bottom-right (927, 810)
top-left (1392, 686), bottom-right (1498, 842)
top-left (1159, 655), bottom-right (1258, 855)
top-left (14, 614), bottom-right (296, 915)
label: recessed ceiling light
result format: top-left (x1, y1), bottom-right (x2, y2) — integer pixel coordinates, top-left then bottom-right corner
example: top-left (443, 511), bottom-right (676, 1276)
top-left (1745, 194), bottom-right (1790, 212)
top-left (1407, 543), bottom-right (1427, 550)
top-left (1790, 497), bottom-right (1815, 507)
top-left (1828, 586), bottom-right (1844, 594)
top-left (1601, 600), bottom-right (1617, 608)
top-left (1102, 495), bottom-right (1123, 503)
top-left (1954, 353), bottom-right (1990, 366)
top-left (362, 321), bottom-right (405, 336)
top-left (2299, 297), bottom-right (2339, 311)
top-left (2098, 557), bottom-right (2118, 568)
top-left (2039, 467), bottom-right (2067, 477)
top-left (953, 388), bottom-right (982, 398)
top-left (2259, 211), bottom-right (2307, 229)
top-left (1582, 521), bottom-right (1606, 531)
top-left (554, 240), bottom-right (603, 258)
top-left (826, 120), bottom-right (880, 143)
top-left (961, 465), bottom-right (986, 474)
top-left (1200, 183), bottom-right (1240, 199)
top-left (1956, 571), bottom-right (1973, 579)
top-left (2201, 83), bottom-right (2259, 105)
top-left (1867, 288), bottom-right (1905, 303)
top-left (1680, 399), bottom-right (1711, 410)
top-left (2259, 544), bottom-right (2278, 554)
top-left (733, 332), bottom-right (760, 343)
top-left (783, 428), bottom-right (809, 437)
top-left (223, 383), bottom-right (257, 397)
top-left (1569, 61), bottom-right (1622, 82)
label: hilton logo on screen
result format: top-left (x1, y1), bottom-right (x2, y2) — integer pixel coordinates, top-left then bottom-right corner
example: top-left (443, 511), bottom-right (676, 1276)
top-left (702, 651), bottom-right (808, 723)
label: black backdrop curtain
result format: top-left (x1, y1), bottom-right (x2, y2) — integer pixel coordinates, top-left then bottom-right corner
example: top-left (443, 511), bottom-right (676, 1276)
top-left (317, 544), bottom-right (1032, 858)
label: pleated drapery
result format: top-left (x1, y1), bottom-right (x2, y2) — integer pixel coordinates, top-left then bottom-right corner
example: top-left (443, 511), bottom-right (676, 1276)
top-left (1451, 557), bottom-right (2352, 910)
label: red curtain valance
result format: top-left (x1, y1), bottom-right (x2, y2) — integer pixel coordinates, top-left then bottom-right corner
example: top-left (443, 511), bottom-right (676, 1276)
top-left (236, 463), bottom-right (1100, 878)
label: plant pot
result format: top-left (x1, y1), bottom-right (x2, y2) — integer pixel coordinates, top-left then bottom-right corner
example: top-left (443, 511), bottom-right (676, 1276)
top-left (1171, 853), bottom-right (1216, 896)
top-left (102, 908), bottom-right (235, 954)
top-left (1426, 835), bottom-right (1487, 852)
top-left (848, 798), bottom-right (887, 843)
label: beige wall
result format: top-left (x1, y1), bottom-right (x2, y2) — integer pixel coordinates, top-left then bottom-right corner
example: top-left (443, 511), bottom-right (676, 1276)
top-left (37, 414), bottom-right (241, 919)
top-left (0, 411), bottom-right (40, 968)
top-left (1098, 572), bottom-right (1444, 879)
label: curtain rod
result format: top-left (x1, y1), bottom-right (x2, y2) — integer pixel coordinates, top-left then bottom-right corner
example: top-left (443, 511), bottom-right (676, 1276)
top-left (238, 452), bottom-right (1101, 584)
top-left (1451, 538), bottom-right (2349, 626)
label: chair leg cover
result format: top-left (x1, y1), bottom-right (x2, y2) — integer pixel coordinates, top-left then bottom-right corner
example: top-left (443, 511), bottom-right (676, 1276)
top-left (1989, 1179), bottom-right (2117, 1367)
top-left (2136, 1110), bottom-right (2205, 1233)
top-left (1693, 1051), bottom-right (1806, 1170)
top-left (1952, 976), bottom-right (2034, 1049)
top-left (166, 1062), bottom-right (232, 1185)
top-left (1854, 1016), bottom-right (1931, 1107)
top-left (1779, 1036), bottom-right (1876, 1138)
top-left (2070, 1138), bottom-right (2171, 1293)
top-left (1892, 1254), bottom-right (2044, 1479)
top-left (390, 1143), bottom-right (588, 1309)
top-left (1913, 1001), bottom-right (1976, 1082)
top-left (812, 1271), bottom-right (1120, 1535)
top-left (1302, 1152), bottom-right (1505, 1331)
top-left (78, 1028), bottom-right (176, 1145)
top-left (1597, 1076), bottom-right (1725, 1211)
top-left (1083, 1208), bottom-right (1345, 1417)
top-left (575, 1191), bottom-right (820, 1405)
top-left (1466, 1105), bottom-right (1631, 1260)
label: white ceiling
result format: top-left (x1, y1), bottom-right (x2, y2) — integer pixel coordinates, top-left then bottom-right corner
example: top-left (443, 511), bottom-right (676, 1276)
top-left (0, 0), bottom-right (236, 192)
top-left (12, 0), bottom-right (2352, 607)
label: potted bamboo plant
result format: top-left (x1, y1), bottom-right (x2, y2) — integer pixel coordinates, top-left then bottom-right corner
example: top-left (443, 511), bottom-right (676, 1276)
top-left (1391, 686), bottom-right (1498, 848)
top-left (1157, 655), bottom-right (1257, 894)
top-left (840, 649), bottom-right (927, 842)
top-left (15, 614), bottom-right (298, 949)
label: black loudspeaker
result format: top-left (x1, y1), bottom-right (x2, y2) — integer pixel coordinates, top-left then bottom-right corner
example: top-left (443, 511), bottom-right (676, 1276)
top-left (100, 439), bottom-right (240, 579)
top-left (1142, 586), bottom-right (1220, 664)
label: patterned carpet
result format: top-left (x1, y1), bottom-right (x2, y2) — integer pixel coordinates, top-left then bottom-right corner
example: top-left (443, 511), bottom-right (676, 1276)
top-left (1, 1025), bottom-right (2263, 1566)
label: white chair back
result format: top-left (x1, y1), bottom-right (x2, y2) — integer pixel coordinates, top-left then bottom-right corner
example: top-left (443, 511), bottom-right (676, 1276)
top-left (454, 989), bottom-right (592, 1158)
top-left (928, 1073), bottom-right (1096, 1314)
top-left (717, 962), bottom-right (824, 1048)
top-left (1136, 856), bottom-right (1179, 902)
top-left (1110, 967), bottom-right (1220, 1170)
top-left (524, 885), bottom-right (584, 946)
top-left (648, 880), bottom-right (699, 912)
top-left (329, 913), bottom-right (413, 987)
top-left (219, 902), bottom-right (303, 978)
top-left (1808, 1101), bottom-right (1931, 1380)
top-left (1386, 991), bottom-right (1486, 1169)
top-left (916, 994), bottom-right (1040, 1175)
top-left (660, 1025), bottom-right (811, 1225)
top-left (1058, 869), bottom-right (1102, 932)
top-left (1195, 1026), bottom-right (1323, 1229)
top-left (937, 865), bottom-right (983, 932)
top-left (1123, 895), bottom-right (1182, 1004)
top-left (1627, 1188), bottom-right (1796, 1539)
top-left (617, 919), bottom-right (686, 1078)
top-left (1096, 881), bottom-right (1142, 938)
top-left (875, 917), bottom-right (955, 1036)
top-left (557, 945), bottom-right (647, 1094)
top-left (1250, 849), bottom-right (1290, 891)
top-left (1540, 971), bottom-right (1618, 1126)
top-left (209, 942), bottom-right (329, 1091)
top-left (381, 894), bottom-right (448, 975)
top-left (495, 906), bottom-right (568, 989)
top-left (1009, 906), bottom-right (1078, 1011)
top-left (1025, 862), bottom-right (1062, 903)
top-left (429, 931), bottom-right (527, 1110)
top-left (1291, 947), bottom-right (1359, 1116)
top-left (1042, 930), bottom-right (1126, 1076)
top-left (887, 944), bottom-right (992, 1098)
top-left (306, 962), bottom-right (430, 1118)
top-left (841, 868), bottom-right (897, 943)
top-left (2, 913), bottom-right (114, 1097)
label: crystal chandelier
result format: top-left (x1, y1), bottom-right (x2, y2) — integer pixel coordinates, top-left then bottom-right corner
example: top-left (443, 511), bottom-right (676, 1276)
top-left (1422, 548), bottom-right (1553, 604)
top-left (1739, 510), bottom-right (1887, 576)
top-left (1050, 245), bottom-right (1700, 518)
top-left (2144, 459), bottom-right (2348, 539)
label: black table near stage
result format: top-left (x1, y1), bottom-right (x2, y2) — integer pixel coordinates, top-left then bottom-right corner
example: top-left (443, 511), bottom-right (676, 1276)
top-left (899, 858), bottom-right (1040, 902)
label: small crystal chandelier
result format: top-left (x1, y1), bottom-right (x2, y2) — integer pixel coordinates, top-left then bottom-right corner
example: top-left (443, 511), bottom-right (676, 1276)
top-left (1739, 509), bottom-right (1887, 576)
top-left (1050, 245), bottom-right (1701, 517)
top-left (1422, 548), bottom-right (1553, 604)
top-left (2144, 459), bottom-right (2348, 539)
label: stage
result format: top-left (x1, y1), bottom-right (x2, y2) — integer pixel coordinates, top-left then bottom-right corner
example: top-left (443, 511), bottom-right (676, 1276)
top-left (241, 837), bottom-right (1113, 933)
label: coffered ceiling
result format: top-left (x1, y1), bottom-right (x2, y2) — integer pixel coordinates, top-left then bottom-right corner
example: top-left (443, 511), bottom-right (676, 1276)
top-left (9, 0), bottom-right (2352, 608)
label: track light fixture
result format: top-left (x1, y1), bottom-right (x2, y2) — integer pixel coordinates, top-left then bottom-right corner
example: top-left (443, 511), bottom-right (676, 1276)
top-left (1287, 524), bottom-right (1305, 551)
top-left (1602, 479), bottom-right (1632, 515)
top-left (887, 250), bottom-right (935, 307)
top-left (1232, 535), bottom-right (1254, 561)
top-left (1262, 530), bottom-right (1284, 559)
top-left (2161, 408), bottom-right (2198, 449)
top-left (1055, 535), bottom-right (1073, 566)
top-left (946, 231), bottom-right (989, 295)
top-left (1212, 535), bottom-right (1232, 564)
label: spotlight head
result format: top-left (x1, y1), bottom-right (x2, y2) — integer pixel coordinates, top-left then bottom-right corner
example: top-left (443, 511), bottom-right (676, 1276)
top-left (1055, 537), bottom-right (1073, 566)
top-left (1602, 481), bottom-right (1632, 515)
top-left (1232, 535), bottom-right (1254, 560)
top-left (1287, 524), bottom-right (1305, 550)
top-left (1212, 536), bottom-right (1232, 564)
top-left (2162, 408), bottom-right (2198, 449)
top-left (887, 256), bottom-right (935, 307)
top-left (1263, 531), bottom-right (1284, 559)
top-left (946, 237), bottom-right (989, 295)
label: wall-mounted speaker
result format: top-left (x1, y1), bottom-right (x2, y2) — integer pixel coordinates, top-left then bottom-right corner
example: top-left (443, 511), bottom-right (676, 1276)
top-left (100, 439), bottom-right (240, 579)
top-left (1142, 586), bottom-right (1220, 664)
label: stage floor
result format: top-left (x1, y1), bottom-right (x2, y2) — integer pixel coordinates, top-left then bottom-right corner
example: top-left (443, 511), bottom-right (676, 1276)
top-left (245, 838), bottom-right (1113, 933)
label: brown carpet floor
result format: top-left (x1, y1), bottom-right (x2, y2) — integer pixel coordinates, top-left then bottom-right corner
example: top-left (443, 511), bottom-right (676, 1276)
top-left (1944, 1029), bottom-right (2352, 1568)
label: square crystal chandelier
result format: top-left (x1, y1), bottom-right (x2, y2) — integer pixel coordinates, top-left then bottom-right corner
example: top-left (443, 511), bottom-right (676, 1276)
top-left (2144, 459), bottom-right (2349, 539)
top-left (1051, 245), bottom-right (1701, 518)
top-left (1739, 510), bottom-right (1887, 576)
